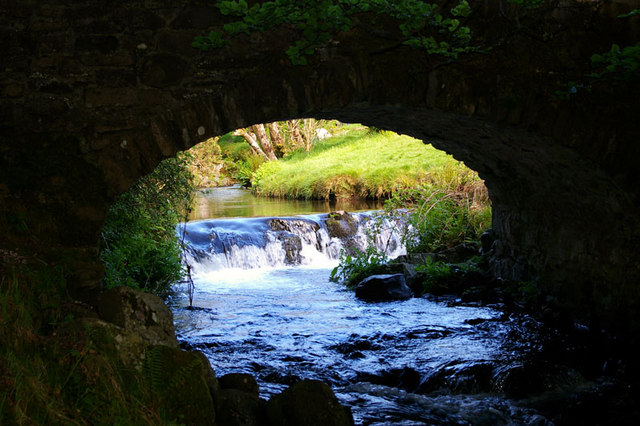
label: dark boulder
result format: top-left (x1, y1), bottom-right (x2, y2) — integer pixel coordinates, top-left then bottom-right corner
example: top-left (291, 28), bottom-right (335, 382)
top-left (219, 373), bottom-right (260, 397)
top-left (266, 380), bottom-right (353, 426)
top-left (355, 274), bottom-right (413, 302)
top-left (144, 346), bottom-right (219, 424)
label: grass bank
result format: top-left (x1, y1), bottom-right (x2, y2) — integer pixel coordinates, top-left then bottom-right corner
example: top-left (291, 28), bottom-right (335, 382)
top-left (251, 128), bottom-right (471, 199)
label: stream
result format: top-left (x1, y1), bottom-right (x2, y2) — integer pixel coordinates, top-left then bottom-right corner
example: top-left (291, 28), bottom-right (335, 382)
top-left (172, 187), bottom-right (561, 425)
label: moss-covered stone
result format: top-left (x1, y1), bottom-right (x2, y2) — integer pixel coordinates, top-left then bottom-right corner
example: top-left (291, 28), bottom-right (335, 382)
top-left (97, 286), bottom-right (178, 349)
top-left (325, 211), bottom-right (358, 239)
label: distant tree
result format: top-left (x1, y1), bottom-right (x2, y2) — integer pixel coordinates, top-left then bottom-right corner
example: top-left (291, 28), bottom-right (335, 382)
top-left (233, 119), bottom-right (330, 159)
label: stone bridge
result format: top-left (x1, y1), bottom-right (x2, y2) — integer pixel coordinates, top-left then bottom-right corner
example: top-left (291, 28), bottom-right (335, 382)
top-left (1, 0), bottom-right (640, 333)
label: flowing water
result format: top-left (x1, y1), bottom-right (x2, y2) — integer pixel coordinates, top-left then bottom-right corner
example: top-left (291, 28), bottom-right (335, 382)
top-left (172, 187), bottom-right (552, 425)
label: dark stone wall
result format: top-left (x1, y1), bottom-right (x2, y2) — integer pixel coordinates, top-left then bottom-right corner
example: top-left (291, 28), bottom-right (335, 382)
top-left (1, 0), bottom-right (640, 331)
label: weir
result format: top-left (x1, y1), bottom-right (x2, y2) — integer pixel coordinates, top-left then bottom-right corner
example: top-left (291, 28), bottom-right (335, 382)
top-left (182, 212), bottom-right (406, 272)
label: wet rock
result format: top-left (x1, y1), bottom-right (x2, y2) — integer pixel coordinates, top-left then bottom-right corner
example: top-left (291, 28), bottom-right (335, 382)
top-left (325, 211), bottom-right (358, 239)
top-left (266, 380), bottom-right (354, 426)
top-left (216, 389), bottom-right (267, 426)
top-left (355, 274), bottom-right (413, 301)
top-left (276, 233), bottom-right (303, 265)
top-left (144, 345), bottom-right (218, 424)
top-left (219, 373), bottom-right (260, 397)
top-left (97, 286), bottom-right (178, 348)
top-left (419, 362), bottom-right (494, 395)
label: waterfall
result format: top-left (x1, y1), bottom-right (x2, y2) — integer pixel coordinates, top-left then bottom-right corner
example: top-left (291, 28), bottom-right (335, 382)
top-left (180, 211), bottom-right (406, 274)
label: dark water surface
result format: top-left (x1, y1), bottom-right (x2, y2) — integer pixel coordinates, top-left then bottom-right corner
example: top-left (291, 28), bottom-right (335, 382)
top-left (174, 187), bottom-right (558, 424)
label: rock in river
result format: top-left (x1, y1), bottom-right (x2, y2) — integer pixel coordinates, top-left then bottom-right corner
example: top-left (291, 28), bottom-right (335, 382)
top-left (355, 274), bottom-right (413, 302)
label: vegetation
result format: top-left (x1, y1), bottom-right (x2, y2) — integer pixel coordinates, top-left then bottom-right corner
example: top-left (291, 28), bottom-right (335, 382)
top-left (0, 260), bottom-right (168, 424)
top-left (330, 245), bottom-right (390, 288)
top-left (188, 119), bottom-right (337, 188)
top-left (100, 153), bottom-right (195, 299)
top-left (193, 0), bottom-right (474, 65)
top-left (381, 177), bottom-right (490, 253)
top-left (252, 127), bottom-right (466, 199)
top-left (329, 145), bottom-right (491, 290)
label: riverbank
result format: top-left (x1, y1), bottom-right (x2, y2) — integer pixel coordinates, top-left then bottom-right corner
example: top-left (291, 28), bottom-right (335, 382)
top-left (251, 129), bottom-right (475, 200)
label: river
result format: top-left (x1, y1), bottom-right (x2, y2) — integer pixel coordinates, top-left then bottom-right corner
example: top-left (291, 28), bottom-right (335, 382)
top-left (172, 187), bottom-right (556, 424)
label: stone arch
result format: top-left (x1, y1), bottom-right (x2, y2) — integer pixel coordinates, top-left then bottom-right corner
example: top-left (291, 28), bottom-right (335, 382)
top-left (1, 0), bottom-right (639, 332)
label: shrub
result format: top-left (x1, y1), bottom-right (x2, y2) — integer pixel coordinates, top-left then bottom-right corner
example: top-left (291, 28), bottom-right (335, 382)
top-left (100, 153), bottom-right (195, 299)
top-left (330, 245), bottom-right (389, 288)
top-left (382, 169), bottom-right (491, 253)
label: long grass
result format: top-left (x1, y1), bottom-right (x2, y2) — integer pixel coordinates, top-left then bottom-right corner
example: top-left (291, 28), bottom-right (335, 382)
top-left (252, 129), bottom-right (471, 199)
top-left (0, 256), bottom-right (167, 425)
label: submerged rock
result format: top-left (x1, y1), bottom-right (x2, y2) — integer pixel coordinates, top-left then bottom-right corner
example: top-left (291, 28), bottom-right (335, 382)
top-left (267, 380), bottom-right (354, 426)
top-left (355, 274), bottom-right (413, 301)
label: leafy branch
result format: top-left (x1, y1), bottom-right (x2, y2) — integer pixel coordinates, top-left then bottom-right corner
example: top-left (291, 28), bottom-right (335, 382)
top-left (193, 0), bottom-right (475, 65)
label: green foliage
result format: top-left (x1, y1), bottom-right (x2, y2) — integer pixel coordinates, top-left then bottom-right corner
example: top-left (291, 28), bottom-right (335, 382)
top-left (382, 169), bottom-right (491, 253)
top-left (415, 257), bottom-right (452, 292)
top-left (590, 42), bottom-right (640, 82)
top-left (330, 245), bottom-right (389, 287)
top-left (100, 153), bottom-right (195, 299)
top-left (193, 0), bottom-right (476, 64)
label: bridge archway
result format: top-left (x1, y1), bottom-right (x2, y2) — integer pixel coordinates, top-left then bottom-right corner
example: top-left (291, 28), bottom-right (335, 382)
top-left (1, 0), bottom-right (639, 331)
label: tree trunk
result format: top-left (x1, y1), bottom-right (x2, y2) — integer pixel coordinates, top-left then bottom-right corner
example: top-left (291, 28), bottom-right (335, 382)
top-left (302, 119), bottom-right (316, 152)
top-left (288, 119), bottom-right (304, 150)
top-left (267, 122), bottom-right (286, 157)
top-left (233, 128), bottom-right (270, 161)
top-left (251, 124), bottom-right (278, 161)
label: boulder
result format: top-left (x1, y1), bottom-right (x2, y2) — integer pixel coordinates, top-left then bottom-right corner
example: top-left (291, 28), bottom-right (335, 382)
top-left (325, 211), bottom-right (358, 239)
top-left (219, 373), bottom-right (260, 397)
top-left (266, 380), bottom-right (353, 426)
top-left (355, 274), bottom-right (413, 301)
top-left (97, 286), bottom-right (178, 348)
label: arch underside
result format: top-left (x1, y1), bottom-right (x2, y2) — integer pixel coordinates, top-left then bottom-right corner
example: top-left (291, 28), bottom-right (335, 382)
top-left (1, 0), bottom-right (639, 332)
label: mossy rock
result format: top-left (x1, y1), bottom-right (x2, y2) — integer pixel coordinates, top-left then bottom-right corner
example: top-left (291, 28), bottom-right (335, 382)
top-left (325, 211), bottom-right (358, 239)
top-left (144, 345), bottom-right (218, 424)
top-left (266, 380), bottom-right (353, 426)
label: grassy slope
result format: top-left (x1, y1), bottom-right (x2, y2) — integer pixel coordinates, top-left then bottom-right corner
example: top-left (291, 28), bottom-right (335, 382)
top-left (252, 129), bottom-right (466, 199)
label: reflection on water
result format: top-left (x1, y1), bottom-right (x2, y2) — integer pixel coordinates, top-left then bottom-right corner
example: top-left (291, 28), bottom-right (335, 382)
top-left (189, 185), bottom-right (384, 220)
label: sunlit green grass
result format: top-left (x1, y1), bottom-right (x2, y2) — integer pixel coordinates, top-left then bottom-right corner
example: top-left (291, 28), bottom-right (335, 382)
top-left (252, 129), bottom-right (469, 199)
